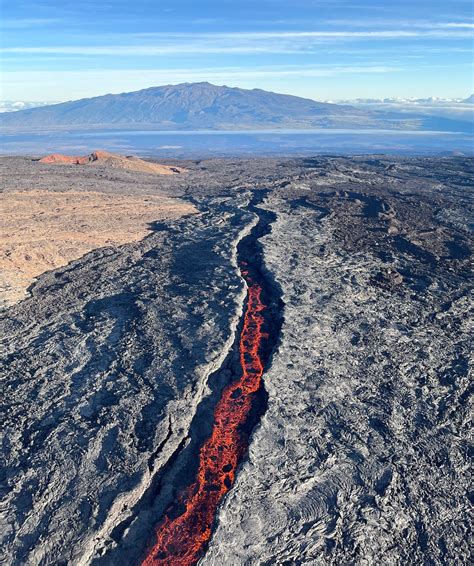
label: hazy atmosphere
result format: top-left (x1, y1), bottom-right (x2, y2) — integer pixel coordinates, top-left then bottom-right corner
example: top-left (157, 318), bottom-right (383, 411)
top-left (1, 0), bottom-right (473, 101)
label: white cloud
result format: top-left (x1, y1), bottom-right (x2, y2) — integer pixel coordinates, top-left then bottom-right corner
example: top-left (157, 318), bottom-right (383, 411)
top-left (437, 22), bottom-right (474, 28)
top-left (1, 27), bottom-right (472, 58)
top-left (315, 18), bottom-right (474, 29)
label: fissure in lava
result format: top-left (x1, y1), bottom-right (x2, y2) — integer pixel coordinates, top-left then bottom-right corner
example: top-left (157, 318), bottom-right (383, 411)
top-left (142, 261), bottom-right (269, 566)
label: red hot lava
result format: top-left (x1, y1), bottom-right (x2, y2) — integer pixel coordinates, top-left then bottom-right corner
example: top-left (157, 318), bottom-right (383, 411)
top-left (142, 264), bottom-right (267, 566)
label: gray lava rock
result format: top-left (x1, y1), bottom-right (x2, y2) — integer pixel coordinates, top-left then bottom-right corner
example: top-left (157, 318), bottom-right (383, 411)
top-left (1, 155), bottom-right (472, 565)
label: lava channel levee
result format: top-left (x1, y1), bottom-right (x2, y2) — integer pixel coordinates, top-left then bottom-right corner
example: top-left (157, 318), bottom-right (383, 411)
top-left (142, 258), bottom-right (272, 566)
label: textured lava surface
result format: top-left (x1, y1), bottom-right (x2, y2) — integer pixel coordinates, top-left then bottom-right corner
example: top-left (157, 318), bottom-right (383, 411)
top-left (142, 265), bottom-right (266, 565)
top-left (1, 155), bottom-right (472, 566)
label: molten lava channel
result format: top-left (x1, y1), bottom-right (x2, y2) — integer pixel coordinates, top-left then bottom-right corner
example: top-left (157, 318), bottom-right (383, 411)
top-left (142, 262), bottom-right (268, 566)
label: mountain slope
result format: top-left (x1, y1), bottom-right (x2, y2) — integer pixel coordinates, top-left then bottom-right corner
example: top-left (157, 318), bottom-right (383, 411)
top-left (0, 83), bottom-right (362, 129)
top-left (0, 82), bottom-right (471, 132)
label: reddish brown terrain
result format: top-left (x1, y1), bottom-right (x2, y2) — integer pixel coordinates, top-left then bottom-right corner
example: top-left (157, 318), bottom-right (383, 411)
top-left (0, 190), bottom-right (196, 307)
top-left (39, 151), bottom-right (186, 175)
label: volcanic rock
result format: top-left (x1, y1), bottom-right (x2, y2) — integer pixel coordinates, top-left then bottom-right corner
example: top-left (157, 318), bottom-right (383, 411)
top-left (0, 155), bottom-right (472, 565)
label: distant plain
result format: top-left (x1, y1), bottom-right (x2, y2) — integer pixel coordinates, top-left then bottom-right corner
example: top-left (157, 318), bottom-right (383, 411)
top-left (1, 129), bottom-right (472, 157)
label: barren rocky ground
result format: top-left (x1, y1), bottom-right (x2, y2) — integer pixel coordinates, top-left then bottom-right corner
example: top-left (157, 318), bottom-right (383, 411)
top-left (1, 155), bottom-right (472, 565)
top-left (0, 189), bottom-right (195, 307)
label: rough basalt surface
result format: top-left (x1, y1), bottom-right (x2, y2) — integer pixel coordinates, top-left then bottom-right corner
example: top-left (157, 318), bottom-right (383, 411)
top-left (205, 178), bottom-right (472, 564)
top-left (0, 155), bottom-right (472, 565)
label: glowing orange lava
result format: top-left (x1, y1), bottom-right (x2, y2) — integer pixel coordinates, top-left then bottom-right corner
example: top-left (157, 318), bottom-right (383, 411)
top-left (142, 264), bottom-right (267, 566)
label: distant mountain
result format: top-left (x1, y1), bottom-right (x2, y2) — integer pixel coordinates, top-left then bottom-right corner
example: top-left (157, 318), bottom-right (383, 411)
top-left (0, 83), bottom-right (471, 132)
top-left (462, 94), bottom-right (474, 104)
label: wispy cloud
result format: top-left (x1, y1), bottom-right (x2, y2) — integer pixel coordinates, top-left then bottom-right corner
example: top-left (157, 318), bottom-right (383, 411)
top-left (437, 22), bottom-right (474, 28)
top-left (313, 18), bottom-right (474, 29)
top-left (1, 45), bottom-right (302, 55)
top-left (222, 29), bottom-right (473, 38)
top-left (2, 27), bottom-right (472, 58)
top-left (1, 64), bottom-right (401, 82)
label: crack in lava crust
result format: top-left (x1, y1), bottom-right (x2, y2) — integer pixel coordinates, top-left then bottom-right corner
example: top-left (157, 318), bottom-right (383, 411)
top-left (142, 261), bottom-right (268, 566)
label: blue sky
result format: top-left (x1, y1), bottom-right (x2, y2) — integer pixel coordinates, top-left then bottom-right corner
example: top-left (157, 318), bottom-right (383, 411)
top-left (1, 0), bottom-right (473, 101)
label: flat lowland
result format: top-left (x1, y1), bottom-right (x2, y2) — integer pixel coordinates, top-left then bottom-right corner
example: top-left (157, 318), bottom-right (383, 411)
top-left (0, 188), bottom-right (196, 307)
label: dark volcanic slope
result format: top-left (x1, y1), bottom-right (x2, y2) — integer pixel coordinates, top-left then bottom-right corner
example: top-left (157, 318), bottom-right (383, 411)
top-left (206, 157), bottom-right (473, 565)
top-left (1, 82), bottom-right (471, 133)
top-left (1, 155), bottom-right (472, 565)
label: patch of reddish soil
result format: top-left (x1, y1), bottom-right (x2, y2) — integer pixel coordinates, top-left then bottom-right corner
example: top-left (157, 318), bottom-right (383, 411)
top-left (0, 190), bottom-right (196, 307)
top-left (39, 151), bottom-right (186, 175)
top-left (39, 153), bottom-right (92, 165)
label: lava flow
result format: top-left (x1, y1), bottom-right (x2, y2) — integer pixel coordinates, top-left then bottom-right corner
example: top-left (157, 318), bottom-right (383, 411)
top-left (142, 261), bottom-right (268, 566)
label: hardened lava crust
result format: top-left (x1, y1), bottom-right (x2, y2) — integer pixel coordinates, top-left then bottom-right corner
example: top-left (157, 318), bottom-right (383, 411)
top-left (1, 155), bottom-right (472, 565)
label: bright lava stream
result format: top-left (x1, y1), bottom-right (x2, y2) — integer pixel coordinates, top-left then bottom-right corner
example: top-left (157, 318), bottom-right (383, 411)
top-left (142, 260), bottom-right (268, 566)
